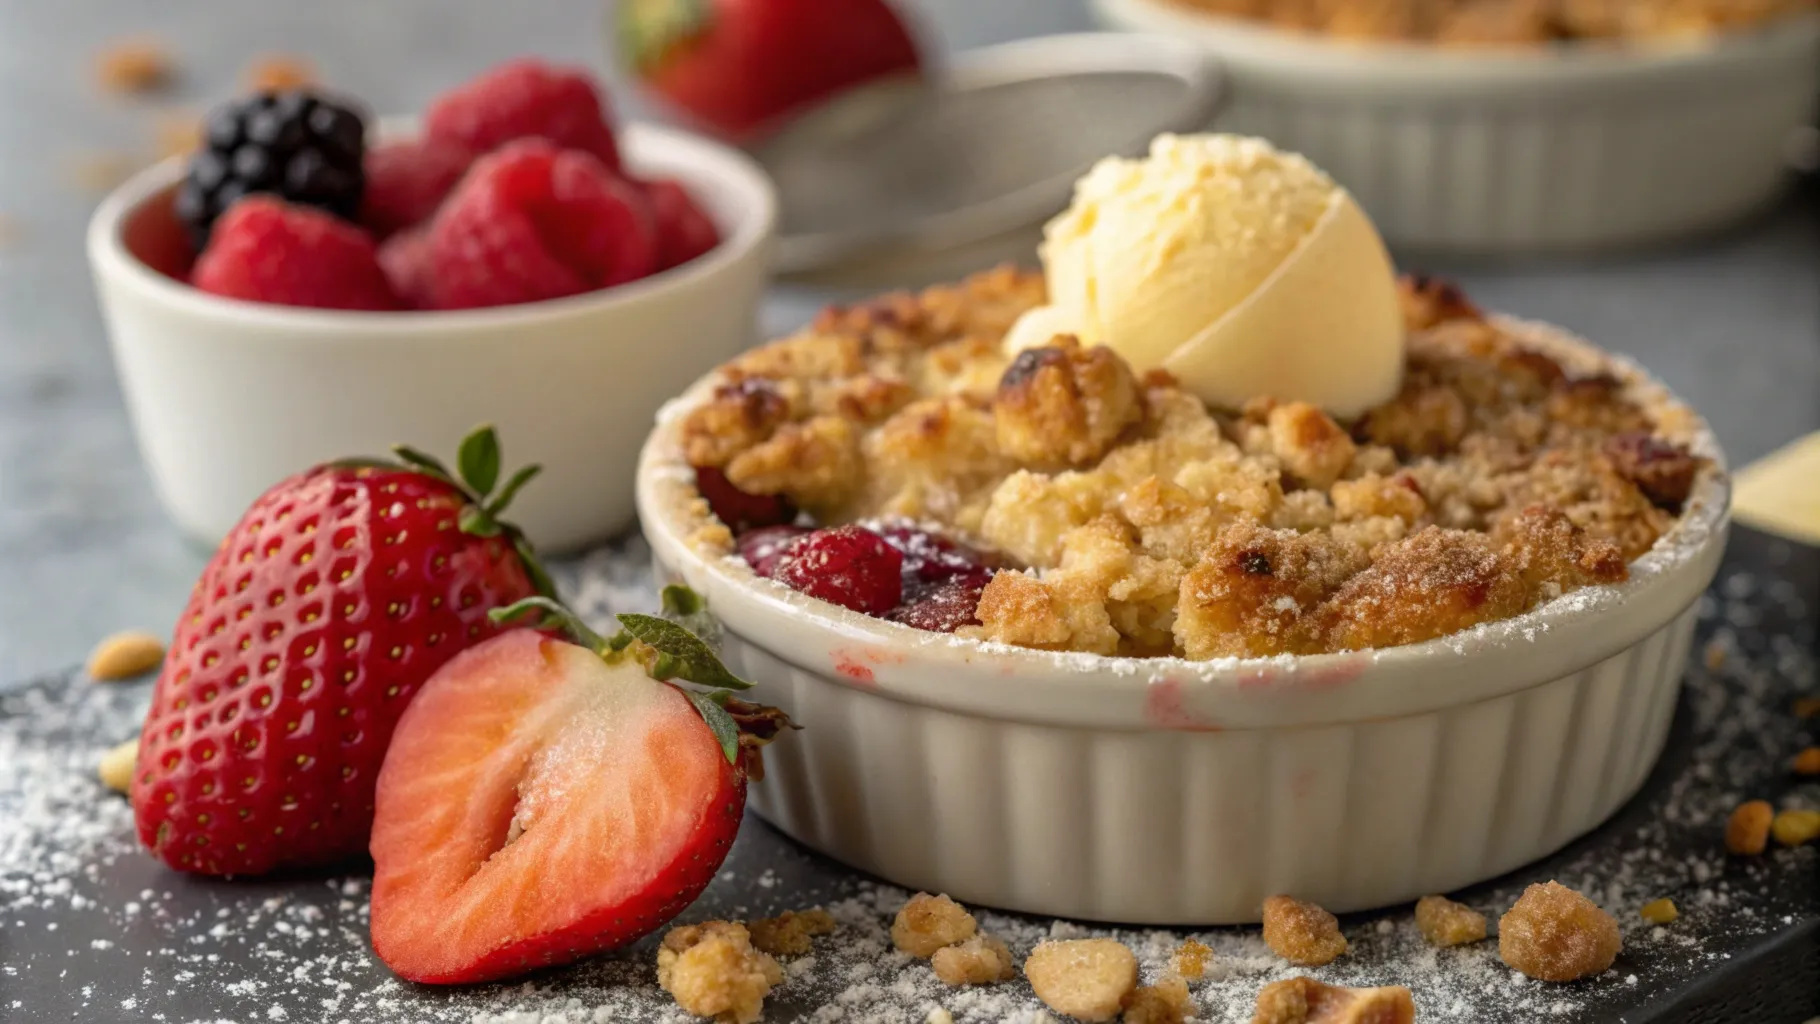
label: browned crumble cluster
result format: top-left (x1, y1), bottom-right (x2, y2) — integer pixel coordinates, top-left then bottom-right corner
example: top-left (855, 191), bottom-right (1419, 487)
top-left (931, 934), bottom-right (1017, 987)
top-left (1123, 974), bottom-right (1195, 1024)
top-left (656, 921), bottom-right (784, 1024)
top-left (1497, 881), bottom-right (1621, 982)
top-left (1262, 895), bottom-right (1349, 966)
top-left (1725, 799), bottom-right (1774, 855)
top-left (1172, 938), bottom-right (1213, 980)
top-left (1250, 976), bottom-right (1417, 1024)
top-left (890, 892), bottom-right (1018, 989)
top-left (746, 907), bottom-right (836, 957)
top-left (1024, 939), bottom-right (1140, 1022)
top-left (680, 267), bottom-right (1705, 659)
top-left (1772, 809), bottom-right (1820, 848)
top-left (1159, 0), bottom-right (1816, 43)
top-left (1414, 894), bottom-right (1487, 947)
top-left (95, 38), bottom-right (174, 95)
top-left (1639, 898), bottom-right (1679, 924)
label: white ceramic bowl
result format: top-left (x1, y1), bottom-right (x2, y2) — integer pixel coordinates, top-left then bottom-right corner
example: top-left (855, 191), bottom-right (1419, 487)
top-left (637, 319), bottom-right (1729, 924)
top-left (1093, 0), bottom-right (1820, 254)
top-left (88, 123), bottom-right (777, 554)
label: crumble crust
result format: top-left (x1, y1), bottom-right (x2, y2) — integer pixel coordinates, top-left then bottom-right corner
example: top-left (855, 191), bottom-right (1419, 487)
top-left (1157, 0), bottom-right (1817, 43)
top-left (678, 266), bottom-right (1706, 660)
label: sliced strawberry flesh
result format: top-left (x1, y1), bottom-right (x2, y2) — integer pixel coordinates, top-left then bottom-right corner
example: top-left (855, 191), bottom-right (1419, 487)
top-left (370, 630), bottom-right (737, 983)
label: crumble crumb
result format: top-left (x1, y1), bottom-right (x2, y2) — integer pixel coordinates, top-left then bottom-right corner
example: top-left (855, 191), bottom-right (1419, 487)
top-left (656, 921), bottom-right (783, 1024)
top-left (86, 630), bottom-right (165, 681)
top-left (96, 39), bottom-right (173, 95)
top-left (1793, 747), bottom-right (1820, 776)
top-left (1702, 639), bottom-right (1726, 670)
top-left (245, 54), bottom-right (316, 91)
top-left (1170, 938), bottom-right (1213, 980)
top-left (1639, 899), bottom-right (1679, 925)
top-left (1795, 697), bottom-right (1820, 719)
top-left (1262, 895), bottom-right (1348, 966)
top-left (1414, 895), bottom-right (1486, 947)
top-left (1025, 939), bottom-right (1139, 1023)
top-left (1497, 881), bottom-right (1621, 982)
top-left (1123, 973), bottom-right (1193, 1024)
top-left (1770, 809), bottom-right (1820, 848)
top-left (891, 893), bottom-right (977, 958)
top-left (1725, 800), bottom-right (1774, 855)
top-left (930, 933), bottom-right (1015, 987)
top-left (1249, 976), bottom-right (1417, 1024)
top-left (97, 739), bottom-right (137, 794)
top-left (746, 908), bottom-right (835, 957)
top-left (925, 1010), bottom-right (955, 1024)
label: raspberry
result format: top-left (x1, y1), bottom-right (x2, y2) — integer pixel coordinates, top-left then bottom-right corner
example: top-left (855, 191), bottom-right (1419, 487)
top-left (736, 525), bottom-right (810, 579)
top-left (643, 178), bottom-right (721, 271)
top-left (888, 571), bottom-right (991, 633)
top-left (192, 196), bottom-right (399, 310)
top-left (377, 226), bottom-right (434, 309)
top-left (426, 59), bottom-right (620, 171)
top-left (697, 466), bottom-right (795, 533)
top-left (873, 521), bottom-right (992, 585)
top-left (426, 140), bottom-right (657, 310)
top-left (777, 526), bottom-right (903, 615)
top-left (363, 138), bottom-right (474, 237)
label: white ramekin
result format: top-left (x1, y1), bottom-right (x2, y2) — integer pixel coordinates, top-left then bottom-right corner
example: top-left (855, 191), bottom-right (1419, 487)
top-left (1093, 0), bottom-right (1820, 254)
top-left (88, 123), bottom-right (776, 555)
top-left (636, 320), bottom-right (1729, 924)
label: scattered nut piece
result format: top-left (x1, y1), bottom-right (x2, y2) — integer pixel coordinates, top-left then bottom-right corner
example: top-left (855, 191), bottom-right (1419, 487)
top-left (931, 933), bottom-right (1015, 987)
top-left (1024, 939), bottom-right (1139, 1023)
top-left (1498, 881), bottom-right (1621, 982)
top-left (1726, 800), bottom-right (1774, 855)
top-left (1792, 747), bottom-right (1820, 776)
top-left (87, 630), bottom-right (166, 681)
top-left (656, 921), bottom-right (783, 1024)
top-left (1249, 976), bottom-right (1416, 1024)
top-left (1123, 973), bottom-right (1193, 1024)
top-left (1415, 894), bottom-right (1486, 947)
top-left (1771, 809), bottom-right (1820, 848)
top-left (1170, 938), bottom-right (1212, 981)
top-left (1639, 898), bottom-right (1679, 924)
top-left (746, 908), bottom-right (835, 957)
top-left (1794, 697), bottom-right (1820, 719)
top-left (1262, 895), bottom-right (1348, 966)
top-left (245, 54), bottom-right (316, 92)
top-left (98, 739), bottom-right (138, 793)
top-left (96, 38), bottom-right (174, 95)
top-left (891, 892), bottom-right (977, 958)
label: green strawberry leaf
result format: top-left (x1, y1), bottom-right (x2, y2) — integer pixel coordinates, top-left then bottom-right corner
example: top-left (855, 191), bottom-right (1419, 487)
top-left (491, 596), bottom-right (615, 654)
top-left (389, 445), bottom-right (456, 487)
top-left (487, 464), bottom-right (543, 518)
top-left (458, 425), bottom-right (502, 497)
top-left (513, 534), bottom-right (558, 599)
top-left (684, 689), bottom-right (741, 764)
top-left (616, 612), bottom-right (751, 690)
top-left (661, 585), bottom-right (704, 617)
top-left (458, 506), bottom-right (502, 538)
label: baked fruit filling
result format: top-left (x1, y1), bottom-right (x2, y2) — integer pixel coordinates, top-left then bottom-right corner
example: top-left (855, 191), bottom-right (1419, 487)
top-left (679, 267), bottom-right (1705, 659)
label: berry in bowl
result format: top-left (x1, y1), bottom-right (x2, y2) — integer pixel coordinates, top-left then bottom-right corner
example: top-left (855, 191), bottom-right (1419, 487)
top-left (637, 136), bottom-right (1728, 924)
top-left (88, 59), bottom-right (776, 553)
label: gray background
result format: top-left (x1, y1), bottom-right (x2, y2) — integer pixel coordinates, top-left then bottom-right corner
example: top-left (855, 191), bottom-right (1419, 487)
top-left (0, 0), bottom-right (1815, 684)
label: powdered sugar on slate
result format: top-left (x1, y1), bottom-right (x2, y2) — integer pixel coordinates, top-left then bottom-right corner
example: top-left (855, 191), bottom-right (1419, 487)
top-left (2, 549), bottom-right (1814, 1022)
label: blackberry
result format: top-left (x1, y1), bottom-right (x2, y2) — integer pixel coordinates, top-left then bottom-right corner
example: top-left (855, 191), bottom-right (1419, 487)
top-left (175, 90), bottom-right (367, 251)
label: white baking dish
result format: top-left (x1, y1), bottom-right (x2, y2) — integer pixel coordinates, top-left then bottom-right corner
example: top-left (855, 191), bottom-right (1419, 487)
top-left (1093, 0), bottom-right (1820, 254)
top-left (636, 320), bottom-right (1728, 924)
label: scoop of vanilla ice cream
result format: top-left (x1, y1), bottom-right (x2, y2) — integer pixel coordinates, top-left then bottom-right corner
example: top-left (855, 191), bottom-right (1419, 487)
top-left (1009, 134), bottom-right (1404, 418)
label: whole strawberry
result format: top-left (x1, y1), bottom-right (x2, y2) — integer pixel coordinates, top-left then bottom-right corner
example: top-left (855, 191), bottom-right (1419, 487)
top-left (132, 426), bottom-right (555, 876)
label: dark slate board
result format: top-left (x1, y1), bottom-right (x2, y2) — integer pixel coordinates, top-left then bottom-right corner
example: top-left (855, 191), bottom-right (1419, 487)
top-left (2, 526), bottom-right (1816, 1024)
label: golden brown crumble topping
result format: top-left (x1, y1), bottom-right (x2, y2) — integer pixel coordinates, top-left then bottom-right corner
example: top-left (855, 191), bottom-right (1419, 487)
top-left (1262, 895), bottom-right (1349, 966)
top-left (1793, 747), bottom-right (1820, 776)
top-left (1771, 809), bottom-right (1820, 848)
top-left (930, 933), bottom-right (1017, 987)
top-left (1158, 0), bottom-right (1816, 43)
top-left (1497, 881), bottom-right (1621, 982)
top-left (1638, 898), bottom-right (1679, 924)
top-left (656, 921), bottom-right (784, 1024)
top-left (1725, 799), bottom-right (1774, 855)
top-left (1171, 938), bottom-right (1214, 980)
top-left (891, 892), bottom-right (978, 958)
top-left (1250, 977), bottom-right (1416, 1024)
top-left (1024, 939), bottom-right (1140, 1023)
top-left (1414, 894), bottom-right (1487, 947)
top-left (679, 267), bottom-right (1705, 659)
top-left (1123, 974), bottom-right (1195, 1024)
top-left (746, 908), bottom-right (836, 957)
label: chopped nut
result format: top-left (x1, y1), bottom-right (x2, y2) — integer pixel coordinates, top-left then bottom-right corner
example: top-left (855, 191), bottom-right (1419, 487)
top-left (1024, 939), bottom-right (1138, 1023)
top-left (244, 54), bottom-right (316, 91)
top-left (1639, 898), bottom-right (1679, 924)
top-left (1498, 881), bottom-right (1621, 982)
top-left (745, 908), bottom-right (835, 957)
top-left (891, 893), bottom-right (977, 958)
top-left (1726, 800), bottom-right (1774, 855)
top-left (1792, 747), bottom-right (1820, 776)
top-left (1795, 697), bottom-right (1820, 719)
top-left (1771, 809), bottom-right (1820, 848)
top-left (1170, 938), bottom-right (1212, 981)
top-left (1123, 974), bottom-right (1193, 1024)
top-left (87, 630), bottom-right (166, 681)
top-left (96, 38), bottom-right (173, 95)
top-left (930, 933), bottom-right (1015, 987)
top-left (656, 921), bottom-right (783, 1024)
top-left (1261, 895), bottom-right (1348, 966)
top-left (1249, 976), bottom-right (1416, 1024)
top-left (98, 739), bottom-right (138, 793)
top-left (1415, 894), bottom-right (1486, 947)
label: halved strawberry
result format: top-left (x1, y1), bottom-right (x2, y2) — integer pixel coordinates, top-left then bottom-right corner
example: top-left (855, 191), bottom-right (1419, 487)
top-left (369, 590), bottom-right (788, 984)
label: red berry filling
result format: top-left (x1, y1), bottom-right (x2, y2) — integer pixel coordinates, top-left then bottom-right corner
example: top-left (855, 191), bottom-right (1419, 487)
top-left (773, 525), bottom-right (903, 616)
top-left (736, 525), bottom-right (810, 578)
top-left (695, 467), bottom-right (795, 533)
